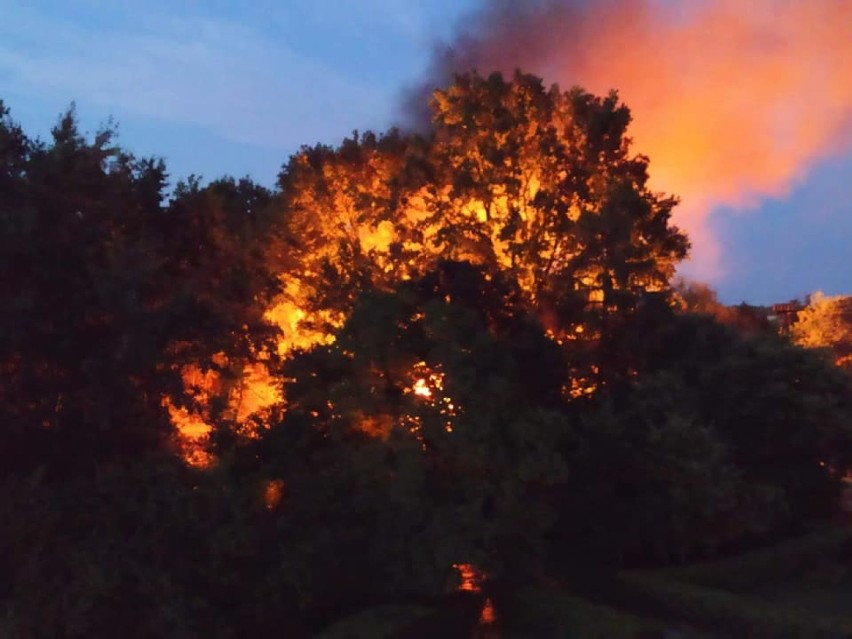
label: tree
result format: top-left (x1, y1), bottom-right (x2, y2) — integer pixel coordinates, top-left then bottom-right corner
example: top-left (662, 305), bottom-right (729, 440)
top-left (623, 305), bottom-right (852, 527)
top-left (159, 176), bottom-right (285, 451)
top-left (0, 105), bottom-right (175, 476)
top-left (0, 104), bottom-right (285, 476)
top-left (270, 72), bottom-right (689, 363)
top-left (792, 292), bottom-right (852, 370)
top-left (0, 459), bottom-right (309, 638)
top-left (252, 262), bottom-right (572, 603)
top-left (272, 130), bottom-right (430, 355)
top-left (429, 72), bottom-right (688, 326)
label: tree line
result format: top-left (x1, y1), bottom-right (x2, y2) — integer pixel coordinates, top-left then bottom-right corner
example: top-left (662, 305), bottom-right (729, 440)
top-left (1, 72), bottom-right (851, 637)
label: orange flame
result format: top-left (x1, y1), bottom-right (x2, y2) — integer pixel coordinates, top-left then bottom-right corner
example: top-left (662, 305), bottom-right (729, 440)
top-left (163, 354), bottom-right (282, 466)
top-left (453, 563), bottom-right (484, 592)
top-left (412, 377), bottom-right (432, 398)
top-left (406, 362), bottom-right (456, 434)
top-left (263, 479), bottom-right (285, 509)
top-left (427, 0), bottom-right (852, 278)
top-left (453, 563), bottom-right (496, 627)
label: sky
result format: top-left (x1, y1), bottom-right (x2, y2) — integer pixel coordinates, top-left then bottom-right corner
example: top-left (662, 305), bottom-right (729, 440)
top-left (1, 0), bottom-right (849, 304)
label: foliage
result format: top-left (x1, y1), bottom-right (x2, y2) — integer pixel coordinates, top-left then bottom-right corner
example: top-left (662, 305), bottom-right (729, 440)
top-left (254, 262), bottom-right (573, 602)
top-left (1, 70), bottom-right (849, 635)
top-left (428, 72), bottom-right (688, 320)
top-left (649, 526), bottom-right (851, 593)
top-left (674, 279), bottom-right (773, 336)
top-left (619, 566), bottom-right (852, 638)
top-left (0, 460), bottom-right (308, 639)
top-left (0, 104), bottom-right (283, 477)
top-left (501, 587), bottom-right (656, 639)
top-left (0, 105), bottom-right (174, 475)
top-left (316, 605), bottom-right (432, 639)
top-left (630, 306), bottom-right (852, 520)
top-left (792, 291), bottom-right (852, 370)
top-left (273, 71), bottom-right (689, 357)
top-left (555, 374), bottom-right (761, 568)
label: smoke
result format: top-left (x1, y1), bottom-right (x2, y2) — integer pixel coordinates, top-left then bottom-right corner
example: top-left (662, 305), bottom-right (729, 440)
top-left (407, 0), bottom-right (852, 278)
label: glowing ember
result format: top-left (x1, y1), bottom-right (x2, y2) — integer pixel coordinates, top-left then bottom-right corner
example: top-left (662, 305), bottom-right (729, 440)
top-left (453, 563), bottom-right (484, 593)
top-left (453, 563), bottom-right (495, 627)
top-left (479, 598), bottom-right (496, 626)
top-left (413, 378), bottom-right (432, 398)
top-left (356, 412), bottom-right (395, 439)
top-left (405, 362), bottom-right (457, 435)
top-left (263, 479), bottom-right (285, 509)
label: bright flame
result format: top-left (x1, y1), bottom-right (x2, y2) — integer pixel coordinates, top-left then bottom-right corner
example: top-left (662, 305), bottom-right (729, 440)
top-left (406, 361), bottom-right (457, 434)
top-left (479, 598), bottom-right (496, 626)
top-left (413, 378), bottom-right (432, 398)
top-left (231, 362), bottom-right (282, 425)
top-left (453, 563), bottom-right (484, 592)
top-left (452, 563), bottom-right (495, 626)
top-left (264, 279), bottom-right (340, 356)
top-left (161, 396), bottom-right (213, 468)
top-left (164, 354), bottom-right (282, 466)
top-left (162, 360), bottom-right (218, 465)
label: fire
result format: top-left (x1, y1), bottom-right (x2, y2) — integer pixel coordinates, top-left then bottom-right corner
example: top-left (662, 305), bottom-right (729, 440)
top-left (161, 359), bottom-right (219, 465)
top-left (163, 354), bottom-right (282, 466)
top-left (263, 479), bottom-right (285, 509)
top-left (425, 0), bottom-right (852, 279)
top-left (453, 563), bottom-right (484, 592)
top-left (231, 362), bottom-right (282, 426)
top-left (406, 362), bottom-right (456, 434)
top-left (453, 563), bottom-right (496, 627)
top-left (407, 362), bottom-right (446, 400)
top-left (162, 397), bottom-right (214, 468)
top-left (263, 279), bottom-right (341, 355)
top-left (412, 378), bottom-right (432, 398)
top-left (356, 412), bottom-right (395, 439)
top-left (166, 60), bottom-right (693, 461)
top-left (479, 598), bottom-right (496, 626)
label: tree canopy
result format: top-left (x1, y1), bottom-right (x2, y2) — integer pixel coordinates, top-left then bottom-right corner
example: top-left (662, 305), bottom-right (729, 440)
top-left (0, 73), bottom-right (850, 636)
top-left (273, 72), bottom-right (688, 358)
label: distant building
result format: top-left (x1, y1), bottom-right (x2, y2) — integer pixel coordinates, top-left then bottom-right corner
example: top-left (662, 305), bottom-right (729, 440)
top-left (768, 302), bottom-right (803, 335)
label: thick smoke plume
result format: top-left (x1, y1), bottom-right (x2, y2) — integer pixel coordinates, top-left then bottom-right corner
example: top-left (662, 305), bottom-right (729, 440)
top-left (409, 0), bottom-right (852, 278)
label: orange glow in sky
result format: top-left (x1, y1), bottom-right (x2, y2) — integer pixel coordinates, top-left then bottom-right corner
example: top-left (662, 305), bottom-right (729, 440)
top-left (438, 0), bottom-right (852, 279)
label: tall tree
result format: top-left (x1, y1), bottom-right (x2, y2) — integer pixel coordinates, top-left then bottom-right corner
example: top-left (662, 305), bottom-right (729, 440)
top-left (429, 72), bottom-right (688, 327)
top-left (0, 105), bottom-right (174, 476)
top-left (160, 176), bottom-right (285, 434)
top-left (271, 71), bottom-right (689, 376)
top-left (0, 104), bottom-right (286, 475)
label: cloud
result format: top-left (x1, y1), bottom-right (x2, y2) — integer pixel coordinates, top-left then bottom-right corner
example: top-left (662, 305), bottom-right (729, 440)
top-left (0, 3), bottom-right (392, 150)
top-left (412, 0), bottom-right (852, 279)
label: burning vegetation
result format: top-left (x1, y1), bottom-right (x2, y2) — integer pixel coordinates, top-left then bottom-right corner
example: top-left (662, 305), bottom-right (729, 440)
top-left (166, 71), bottom-right (687, 461)
top-left (418, 0), bottom-right (852, 278)
top-left (1, 67), bottom-right (851, 637)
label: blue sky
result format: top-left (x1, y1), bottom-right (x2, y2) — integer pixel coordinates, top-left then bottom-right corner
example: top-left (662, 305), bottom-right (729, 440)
top-left (1, 0), bottom-right (849, 304)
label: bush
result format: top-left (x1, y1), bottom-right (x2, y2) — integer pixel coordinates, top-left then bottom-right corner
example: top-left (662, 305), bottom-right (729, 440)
top-left (0, 459), bottom-right (307, 638)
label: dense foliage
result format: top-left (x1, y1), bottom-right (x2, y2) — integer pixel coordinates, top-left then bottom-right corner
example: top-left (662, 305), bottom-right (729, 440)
top-left (1, 73), bottom-right (850, 636)
top-left (792, 291), bottom-right (852, 370)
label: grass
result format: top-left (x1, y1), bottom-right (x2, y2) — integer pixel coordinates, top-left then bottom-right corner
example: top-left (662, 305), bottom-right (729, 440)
top-left (615, 526), bottom-right (852, 638)
top-left (317, 604), bottom-right (432, 638)
top-left (500, 587), bottom-right (665, 638)
top-left (647, 526), bottom-right (851, 592)
top-left (319, 527), bottom-right (852, 638)
top-left (618, 571), bottom-right (852, 638)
